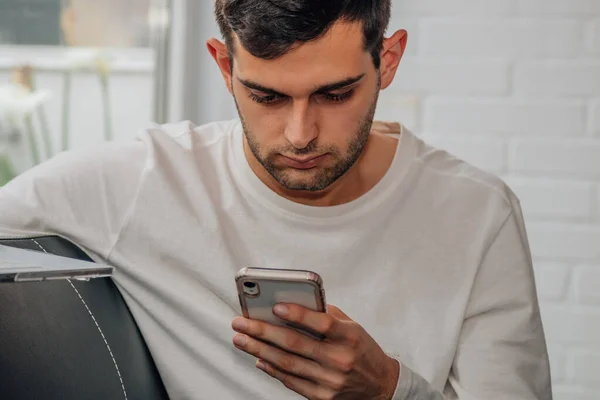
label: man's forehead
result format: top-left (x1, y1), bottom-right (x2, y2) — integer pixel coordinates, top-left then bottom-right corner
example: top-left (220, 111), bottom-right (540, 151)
top-left (231, 22), bottom-right (370, 94)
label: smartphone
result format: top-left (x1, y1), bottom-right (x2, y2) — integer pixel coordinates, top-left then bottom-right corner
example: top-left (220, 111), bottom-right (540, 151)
top-left (235, 267), bottom-right (327, 339)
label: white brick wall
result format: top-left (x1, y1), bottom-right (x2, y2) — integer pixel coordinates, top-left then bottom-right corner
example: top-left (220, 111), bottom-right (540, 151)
top-left (374, 1), bottom-right (600, 397)
top-left (518, 0), bottom-right (600, 17)
top-left (575, 266), bottom-right (600, 304)
top-left (533, 262), bottom-right (571, 301)
top-left (514, 61), bottom-right (600, 97)
top-left (423, 134), bottom-right (506, 173)
top-left (393, 0), bottom-right (517, 17)
top-left (540, 305), bottom-right (600, 344)
top-left (424, 98), bottom-right (586, 135)
top-left (504, 178), bottom-right (594, 221)
top-left (572, 352), bottom-right (600, 385)
top-left (596, 186), bottom-right (600, 220)
top-left (393, 59), bottom-right (509, 95)
top-left (591, 99), bottom-right (600, 134)
top-left (590, 20), bottom-right (600, 54)
top-left (420, 19), bottom-right (583, 58)
top-left (527, 223), bottom-right (600, 260)
top-left (510, 139), bottom-right (600, 178)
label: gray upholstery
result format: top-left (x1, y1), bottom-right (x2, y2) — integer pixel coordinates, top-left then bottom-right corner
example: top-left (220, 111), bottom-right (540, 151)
top-left (0, 236), bottom-right (169, 400)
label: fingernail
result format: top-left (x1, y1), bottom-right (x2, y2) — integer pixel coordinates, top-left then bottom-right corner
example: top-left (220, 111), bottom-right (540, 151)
top-left (273, 304), bottom-right (288, 316)
top-left (256, 360), bottom-right (266, 371)
top-left (233, 334), bottom-right (247, 347)
top-left (232, 318), bottom-right (247, 331)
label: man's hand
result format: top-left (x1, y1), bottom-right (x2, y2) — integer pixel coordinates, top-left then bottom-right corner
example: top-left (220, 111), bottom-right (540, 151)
top-left (231, 304), bottom-right (400, 400)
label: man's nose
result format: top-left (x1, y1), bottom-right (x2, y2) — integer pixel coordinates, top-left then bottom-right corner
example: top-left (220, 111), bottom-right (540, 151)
top-left (284, 100), bottom-right (318, 150)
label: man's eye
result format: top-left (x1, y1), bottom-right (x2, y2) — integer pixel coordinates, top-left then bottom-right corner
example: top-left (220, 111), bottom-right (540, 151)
top-left (320, 90), bottom-right (354, 104)
top-left (249, 92), bottom-right (283, 105)
top-left (248, 90), bottom-right (354, 105)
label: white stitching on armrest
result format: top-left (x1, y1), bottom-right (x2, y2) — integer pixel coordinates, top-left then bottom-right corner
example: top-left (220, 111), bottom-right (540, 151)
top-left (32, 239), bottom-right (129, 400)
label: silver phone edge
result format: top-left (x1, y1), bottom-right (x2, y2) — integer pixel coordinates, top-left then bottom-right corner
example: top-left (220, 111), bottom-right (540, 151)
top-left (8, 266), bottom-right (114, 283)
top-left (235, 267), bottom-right (323, 287)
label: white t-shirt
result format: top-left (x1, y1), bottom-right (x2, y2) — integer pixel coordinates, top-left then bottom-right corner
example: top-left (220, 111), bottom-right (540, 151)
top-left (0, 119), bottom-right (552, 399)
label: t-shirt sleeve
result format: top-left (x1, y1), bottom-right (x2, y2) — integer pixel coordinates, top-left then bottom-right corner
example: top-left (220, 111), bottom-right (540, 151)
top-left (391, 194), bottom-right (552, 399)
top-left (0, 141), bottom-right (147, 261)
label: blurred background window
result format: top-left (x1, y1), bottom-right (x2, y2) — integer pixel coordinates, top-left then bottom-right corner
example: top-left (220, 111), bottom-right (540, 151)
top-left (0, 0), bottom-right (170, 184)
top-left (0, 0), bottom-right (62, 46)
top-left (0, 0), bottom-right (154, 47)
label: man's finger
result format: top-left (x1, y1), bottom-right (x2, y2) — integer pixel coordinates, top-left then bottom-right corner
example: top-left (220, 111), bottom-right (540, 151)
top-left (232, 316), bottom-right (327, 360)
top-left (232, 317), bottom-right (353, 369)
top-left (327, 305), bottom-right (354, 322)
top-left (256, 359), bottom-right (335, 400)
top-left (273, 303), bottom-right (347, 340)
top-left (233, 333), bottom-right (329, 383)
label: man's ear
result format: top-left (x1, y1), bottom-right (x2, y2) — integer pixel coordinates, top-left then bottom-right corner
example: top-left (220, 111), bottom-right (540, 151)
top-left (379, 30), bottom-right (407, 90)
top-left (207, 38), bottom-right (233, 94)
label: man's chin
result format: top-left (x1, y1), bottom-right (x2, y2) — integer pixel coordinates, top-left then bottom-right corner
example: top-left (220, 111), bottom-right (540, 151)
top-left (274, 175), bottom-right (332, 193)
top-left (265, 165), bottom-right (343, 192)
top-left (282, 185), bottom-right (330, 193)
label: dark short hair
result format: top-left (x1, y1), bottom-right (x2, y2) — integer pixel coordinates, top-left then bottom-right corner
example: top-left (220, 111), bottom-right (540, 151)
top-left (214, 0), bottom-right (392, 69)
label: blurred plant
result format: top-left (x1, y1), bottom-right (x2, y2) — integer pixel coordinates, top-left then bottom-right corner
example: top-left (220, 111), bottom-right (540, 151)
top-left (0, 147), bottom-right (16, 186)
top-left (0, 119), bottom-right (18, 186)
top-left (12, 66), bottom-right (54, 159)
top-left (60, 69), bottom-right (72, 152)
top-left (60, 49), bottom-right (114, 149)
top-left (61, 3), bottom-right (114, 150)
top-left (60, 6), bottom-right (77, 48)
top-left (98, 58), bottom-right (113, 143)
top-left (60, 6), bottom-right (75, 151)
top-left (0, 82), bottom-right (51, 168)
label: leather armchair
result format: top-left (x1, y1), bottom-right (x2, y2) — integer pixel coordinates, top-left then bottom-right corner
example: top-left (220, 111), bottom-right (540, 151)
top-left (0, 235), bottom-right (169, 400)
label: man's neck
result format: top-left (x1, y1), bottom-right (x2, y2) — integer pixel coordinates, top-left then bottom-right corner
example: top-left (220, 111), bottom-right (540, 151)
top-left (244, 131), bottom-right (399, 207)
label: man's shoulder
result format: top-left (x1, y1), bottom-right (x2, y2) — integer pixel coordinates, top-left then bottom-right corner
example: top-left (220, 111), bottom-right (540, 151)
top-left (139, 119), bottom-right (238, 151)
top-left (407, 131), bottom-right (517, 213)
top-left (4, 139), bottom-right (146, 193)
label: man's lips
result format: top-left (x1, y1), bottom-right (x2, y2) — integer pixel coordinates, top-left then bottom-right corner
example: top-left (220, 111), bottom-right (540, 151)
top-left (280, 154), bottom-right (326, 170)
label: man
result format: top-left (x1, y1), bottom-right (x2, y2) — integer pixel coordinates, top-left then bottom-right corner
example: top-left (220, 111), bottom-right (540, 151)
top-left (0, 1), bottom-right (552, 399)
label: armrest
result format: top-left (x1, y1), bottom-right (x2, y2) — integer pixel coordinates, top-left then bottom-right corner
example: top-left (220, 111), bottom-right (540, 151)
top-left (0, 236), bottom-right (169, 400)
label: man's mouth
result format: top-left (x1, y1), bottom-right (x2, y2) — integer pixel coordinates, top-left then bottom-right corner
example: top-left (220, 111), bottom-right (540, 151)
top-left (280, 154), bottom-right (326, 170)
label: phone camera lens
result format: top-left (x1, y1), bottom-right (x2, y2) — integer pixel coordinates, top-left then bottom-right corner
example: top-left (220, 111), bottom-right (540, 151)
top-left (244, 282), bottom-right (256, 289)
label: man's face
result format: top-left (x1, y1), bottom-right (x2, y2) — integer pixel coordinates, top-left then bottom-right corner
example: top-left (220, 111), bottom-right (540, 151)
top-left (230, 22), bottom-right (381, 192)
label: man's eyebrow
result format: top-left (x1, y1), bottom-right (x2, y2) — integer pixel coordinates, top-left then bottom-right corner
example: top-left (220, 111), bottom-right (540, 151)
top-left (314, 74), bottom-right (366, 93)
top-left (237, 73), bottom-right (366, 97)
top-left (237, 79), bottom-right (285, 96)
